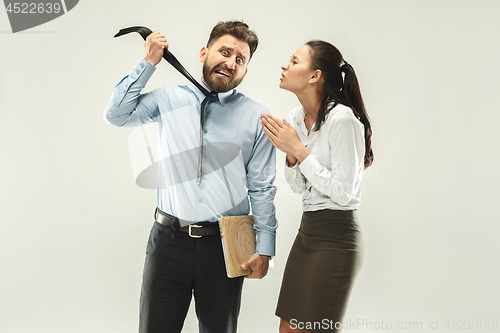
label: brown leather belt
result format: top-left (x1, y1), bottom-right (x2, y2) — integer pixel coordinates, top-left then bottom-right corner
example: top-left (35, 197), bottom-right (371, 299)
top-left (154, 208), bottom-right (220, 238)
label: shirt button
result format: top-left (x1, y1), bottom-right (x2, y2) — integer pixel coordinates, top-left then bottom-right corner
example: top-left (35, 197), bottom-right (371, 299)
top-left (140, 63), bottom-right (144, 68)
top-left (204, 129), bottom-right (208, 134)
top-left (207, 110), bottom-right (212, 114)
top-left (198, 198), bottom-right (202, 203)
top-left (136, 70), bottom-right (140, 75)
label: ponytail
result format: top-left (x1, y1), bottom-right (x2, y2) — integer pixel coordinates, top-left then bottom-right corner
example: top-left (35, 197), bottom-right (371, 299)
top-left (307, 40), bottom-right (374, 168)
top-left (342, 63), bottom-right (374, 168)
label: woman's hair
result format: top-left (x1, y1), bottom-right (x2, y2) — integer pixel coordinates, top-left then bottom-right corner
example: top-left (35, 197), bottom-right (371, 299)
top-left (306, 40), bottom-right (374, 168)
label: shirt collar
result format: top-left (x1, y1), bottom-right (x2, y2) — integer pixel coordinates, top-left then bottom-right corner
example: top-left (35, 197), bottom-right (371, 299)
top-left (295, 107), bottom-right (307, 124)
top-left (295, 107), bottom-right (309, 136)
top-left (197, 78), bottom-right (234, 106)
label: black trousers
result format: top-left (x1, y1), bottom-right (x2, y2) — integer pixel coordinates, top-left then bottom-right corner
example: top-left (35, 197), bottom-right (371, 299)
top-left (139, 221), bottom-right (244, 333)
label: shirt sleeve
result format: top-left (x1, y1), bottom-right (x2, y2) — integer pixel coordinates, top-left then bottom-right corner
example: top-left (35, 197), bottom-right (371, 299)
top-left (284, 159), bottom-right (308, 194)
top-left (298, 112), bottom-right (365, 207)
top-left (103, 58), bottom-right (159, 127)
top-left (246, 108), bottom-right (278, 257)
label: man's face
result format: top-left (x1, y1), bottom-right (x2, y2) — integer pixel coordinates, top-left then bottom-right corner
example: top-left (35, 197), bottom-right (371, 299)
top-left (200, 34), bottom-right (250, 93)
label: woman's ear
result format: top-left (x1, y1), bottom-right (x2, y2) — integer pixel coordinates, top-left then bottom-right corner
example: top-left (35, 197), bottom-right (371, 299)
top-left (309, 69), bottom-right (322, 84)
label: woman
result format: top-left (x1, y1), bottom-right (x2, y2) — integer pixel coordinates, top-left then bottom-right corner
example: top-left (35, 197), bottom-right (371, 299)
top-left (260, 40), bottom-right (373, 333)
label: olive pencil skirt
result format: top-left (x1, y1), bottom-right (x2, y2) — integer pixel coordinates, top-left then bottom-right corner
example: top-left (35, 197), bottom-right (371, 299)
top-left (275, 209), bottom-right (364, 332)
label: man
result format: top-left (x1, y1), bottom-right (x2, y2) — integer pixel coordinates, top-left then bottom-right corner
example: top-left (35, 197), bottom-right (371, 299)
top-left (104, 21), bottom-right (277, 333)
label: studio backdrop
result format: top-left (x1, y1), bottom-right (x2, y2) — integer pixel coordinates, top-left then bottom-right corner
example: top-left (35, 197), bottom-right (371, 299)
top-left (1, 0), bottom-right (499, 332)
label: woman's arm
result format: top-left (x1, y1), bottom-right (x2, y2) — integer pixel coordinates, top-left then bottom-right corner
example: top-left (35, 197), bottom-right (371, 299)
top-left (284, 157), bottom-right (308, 194)
top-left (260, 114), bottom-right (308, 194)
top-left (298, 112), bottom-right (365, 206)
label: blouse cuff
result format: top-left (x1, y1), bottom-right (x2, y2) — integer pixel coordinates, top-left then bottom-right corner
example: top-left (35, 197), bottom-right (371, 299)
top-left (285, 157), bottom-right (300, 176)
top-left (298, 154), bottom-right (324, 181)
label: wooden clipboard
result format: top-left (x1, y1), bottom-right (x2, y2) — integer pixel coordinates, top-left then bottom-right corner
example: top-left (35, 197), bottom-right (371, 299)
top-left (219, 215), bottom-right (256, 278)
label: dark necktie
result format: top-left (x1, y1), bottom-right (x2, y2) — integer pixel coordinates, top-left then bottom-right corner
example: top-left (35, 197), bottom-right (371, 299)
top-left (114, 26), bottom-right (218, 185)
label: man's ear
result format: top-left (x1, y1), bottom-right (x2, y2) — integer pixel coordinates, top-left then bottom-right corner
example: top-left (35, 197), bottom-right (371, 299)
top-left (309, 69), bottom-right (322, 84)
top-left (199, 46), bottom-right (207, 62)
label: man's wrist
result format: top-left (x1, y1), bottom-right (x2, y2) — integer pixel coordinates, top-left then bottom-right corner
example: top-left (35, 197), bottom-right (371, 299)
top-left (256, 253), bottom-right (272, 259)
top-left (144, 57), bottom-right (158, 66)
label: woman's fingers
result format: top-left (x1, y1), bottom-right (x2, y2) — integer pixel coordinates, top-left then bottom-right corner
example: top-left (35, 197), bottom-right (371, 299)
top-left (262, 126), bottom-right (277, 144)
top-left (262, 126), bottom-right (285, 152)
top-left (260, 114), bottom-right (283, 135)
top-left (266, 114), bottom-right (285, 128)
top-left (260, 117), bottom-right (278, 136)
top-left (260, 119), bottom-right (274, 134)
top-left (260, 114), bottom-right (291, 153)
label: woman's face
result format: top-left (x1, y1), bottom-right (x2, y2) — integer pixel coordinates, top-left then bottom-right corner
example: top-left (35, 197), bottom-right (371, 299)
top-left (279, 44), bottom-right (316, 93)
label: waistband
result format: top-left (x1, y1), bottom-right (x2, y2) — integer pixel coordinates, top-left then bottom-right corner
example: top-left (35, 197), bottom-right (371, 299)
top-left (154, 208), bottom-right (220, 238)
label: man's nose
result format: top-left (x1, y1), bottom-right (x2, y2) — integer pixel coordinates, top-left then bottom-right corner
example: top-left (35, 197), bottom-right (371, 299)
top-left (227, 56), bottom-right (236, 70)
top-left (281, 62), bottom-right (289, 71)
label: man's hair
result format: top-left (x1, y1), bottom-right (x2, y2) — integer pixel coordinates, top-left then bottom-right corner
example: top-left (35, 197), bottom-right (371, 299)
top-left (207, 21), bottom-right (258, 59)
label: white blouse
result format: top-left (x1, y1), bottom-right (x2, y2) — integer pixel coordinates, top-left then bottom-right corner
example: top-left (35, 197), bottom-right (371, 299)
top-left (285, 103), bottom-right (365, 211)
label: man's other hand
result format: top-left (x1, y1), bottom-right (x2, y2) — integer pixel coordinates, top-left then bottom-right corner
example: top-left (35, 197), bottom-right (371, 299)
top-left (241, 254), bottom-right (270, 279)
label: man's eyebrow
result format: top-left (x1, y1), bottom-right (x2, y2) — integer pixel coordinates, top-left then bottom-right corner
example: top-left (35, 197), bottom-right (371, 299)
top-left (219, 44), bottom-right (248, 62)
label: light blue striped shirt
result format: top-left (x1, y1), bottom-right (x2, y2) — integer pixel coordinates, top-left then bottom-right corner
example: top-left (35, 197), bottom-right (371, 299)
top-left (104, 58), bottom-right (277, 256)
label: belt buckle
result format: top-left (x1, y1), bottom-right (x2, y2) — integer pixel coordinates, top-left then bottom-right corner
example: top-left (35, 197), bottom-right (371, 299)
top-left (188, 224), bottom-right (202, 238)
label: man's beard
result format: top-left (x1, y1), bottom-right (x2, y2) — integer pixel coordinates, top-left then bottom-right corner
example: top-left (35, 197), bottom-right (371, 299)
top-left (202, 62), bottom-right (244, 93)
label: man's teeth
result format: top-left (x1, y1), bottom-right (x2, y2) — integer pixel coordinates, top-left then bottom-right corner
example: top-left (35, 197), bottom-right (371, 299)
top-left (215, 70), bottom-right (230, 77)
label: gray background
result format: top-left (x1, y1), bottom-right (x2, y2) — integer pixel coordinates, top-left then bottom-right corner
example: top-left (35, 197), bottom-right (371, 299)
top-left (1, 0), bottom-right (499, 332)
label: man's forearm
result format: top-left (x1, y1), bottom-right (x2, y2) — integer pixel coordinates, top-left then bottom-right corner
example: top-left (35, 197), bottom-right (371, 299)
top-left (104, 59), bottom-right (157, 127)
